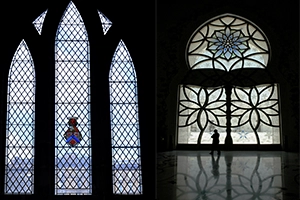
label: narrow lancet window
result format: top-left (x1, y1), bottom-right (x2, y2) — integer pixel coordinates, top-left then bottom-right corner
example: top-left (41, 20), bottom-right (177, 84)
top-left (32, 10), bottom-right (48, 35)
top-left (55, 1), bottom-right (91, 195)
top-left (109, 40), bottom-right (143, 195)
top-left (5, 40), bottom-right (35, 194)
top-left (97, 10), bottom-right (112, 35)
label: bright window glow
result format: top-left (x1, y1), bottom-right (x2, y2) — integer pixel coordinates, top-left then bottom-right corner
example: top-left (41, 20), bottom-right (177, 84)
top-left (5, 40), bottom-right (35, 194)
top-left (186, 14), bottom-right (270, 71)
top-left (32, 10), bottom-right (48, 35)
top-left (97, 10), bottom-right (112, 35)
top-left (109, 40), bottom-right (143, 195)
top-left (55, 1), bottom-right (91, 195)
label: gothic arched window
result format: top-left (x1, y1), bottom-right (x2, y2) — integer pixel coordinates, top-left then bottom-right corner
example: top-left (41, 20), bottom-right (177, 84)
top-left (2, 1), bottom-right (151, 198)
top-left (5, 40), bottom-right (35, 194)
top-left (177, 13), bottom-right (280, 146)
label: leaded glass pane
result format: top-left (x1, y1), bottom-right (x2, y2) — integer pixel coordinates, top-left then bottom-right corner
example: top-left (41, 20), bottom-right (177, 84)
top-left (109, 40), bottom-right (143, 195)
top-left (5, 40), bottom-right (35, 194)
top-left (32, 10), bottom-right (48, 35)
top-left (55, 1), bottom-right (91, 195)
top-left (231, 84), bottom-right (280, 144)
top-left (177, 85), bottom-right (227, 144)
top-left (186, 14), bottom-right (270, 71)
top-left (97, 10), bottom-right (112, 35)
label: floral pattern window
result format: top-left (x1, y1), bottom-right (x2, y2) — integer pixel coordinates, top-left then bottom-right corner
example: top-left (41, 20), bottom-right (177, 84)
top-left (5, 40), bottom-right (35, 194)
top-left (178, 13), bottom-right (280, 145)
top-left (186, 14), bottom-right (270, 71)
top-left (32, 10), bottom-right (48, 35)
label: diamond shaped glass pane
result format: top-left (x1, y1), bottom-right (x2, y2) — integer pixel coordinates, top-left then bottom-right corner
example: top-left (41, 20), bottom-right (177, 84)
top-left (97, 10), bottom-right (112, 35)
top-left (109, 40), bottom-right (143, 195)
top-left (55, 1), bottom-right (91, 195)
top-left (32, 9), bottom-right (48, 35)
top-left (5, 40), bottom-right (35, 194)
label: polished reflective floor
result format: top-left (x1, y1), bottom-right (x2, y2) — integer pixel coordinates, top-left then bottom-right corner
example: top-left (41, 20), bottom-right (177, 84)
top-left (157, 151), bottom-right (299, 200)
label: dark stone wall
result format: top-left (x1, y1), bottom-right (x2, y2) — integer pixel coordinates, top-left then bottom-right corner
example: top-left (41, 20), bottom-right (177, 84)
top-left (157, 0), bottom-right (299, 152)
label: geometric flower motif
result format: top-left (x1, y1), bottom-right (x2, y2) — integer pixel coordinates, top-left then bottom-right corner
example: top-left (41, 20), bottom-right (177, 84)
top-left (238, 130), bottom-right (249, 139)
top-left (186, 14), bottom-right (270, 71)
top-left (231, 84), bottom-right (280, 130)
top-left (178, 85), bottom-right (227, 131)
top-left (207, 27), bottom-right (250, 60)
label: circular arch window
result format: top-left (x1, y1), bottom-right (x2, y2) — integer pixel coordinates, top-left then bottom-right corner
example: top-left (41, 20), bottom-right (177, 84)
top-left (186, 13), bottom-right (271, 71)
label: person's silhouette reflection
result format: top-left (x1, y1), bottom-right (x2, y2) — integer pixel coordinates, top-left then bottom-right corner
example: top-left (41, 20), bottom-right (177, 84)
top-left (210, 154), bottom-right (220, 179)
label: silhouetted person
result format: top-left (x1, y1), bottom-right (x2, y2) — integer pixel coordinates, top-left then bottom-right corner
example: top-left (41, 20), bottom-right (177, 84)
top-left (209, 129), bottom-right (220, 155)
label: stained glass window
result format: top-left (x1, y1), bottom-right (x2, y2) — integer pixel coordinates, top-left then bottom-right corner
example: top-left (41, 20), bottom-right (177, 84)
top-left (109, 40), bottom-right (143, 195)
top-left (97, 10), bottom-right (112, 35)
top-left (5, 40), bottom-right (35, 194)
top-left (186, 13), bottom-right (270, 71)
top-left (32, 10), bottom-right (48, 35)
top-left (55, 1), bottom-right (91, 195)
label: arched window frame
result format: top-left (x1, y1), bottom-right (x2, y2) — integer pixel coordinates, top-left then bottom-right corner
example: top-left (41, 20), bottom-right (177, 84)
top-left (177, 13), bottom-right (281, 148)
top-left (0, 1), bottom-right (155, 199)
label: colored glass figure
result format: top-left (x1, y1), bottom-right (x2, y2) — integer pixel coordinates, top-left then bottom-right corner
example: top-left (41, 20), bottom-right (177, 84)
top-left (64, 117), bottom-right (82, 147)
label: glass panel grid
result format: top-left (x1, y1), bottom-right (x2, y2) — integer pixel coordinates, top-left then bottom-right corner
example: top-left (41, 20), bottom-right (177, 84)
top-left (5, 40), bottom-right (35, 194)
top-left (32, 9), bottom-right (48, 35)
top-left (55, 1), bottom-right (91, 195)
top-left (109, 40), bottom-right (143, 195)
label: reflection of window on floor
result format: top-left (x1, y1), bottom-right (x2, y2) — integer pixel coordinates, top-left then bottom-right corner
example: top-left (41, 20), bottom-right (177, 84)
top-left (5, 40), bottom-right (35, 194)
top-left (109, 40), bottom-right (143, 195)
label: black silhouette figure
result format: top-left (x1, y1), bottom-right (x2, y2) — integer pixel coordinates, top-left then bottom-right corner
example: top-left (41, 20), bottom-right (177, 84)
top-left (209, 129), bottom-right (220, 155)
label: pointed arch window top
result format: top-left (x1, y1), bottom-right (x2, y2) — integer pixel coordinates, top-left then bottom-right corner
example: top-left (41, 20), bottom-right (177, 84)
top-left (98, 10), bottom-right (112, 35)
top-left (110, 40), bottom-right (136, 82)
top-left (56, 1), bottom-right (88, 41)
top-left (186, 13), bottom-right (271, 71)
top-left (33, 9), bottom-right (48, 35)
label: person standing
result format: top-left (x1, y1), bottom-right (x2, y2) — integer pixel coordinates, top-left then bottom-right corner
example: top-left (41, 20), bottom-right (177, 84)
top-left (209, 129), bottom-right (220, 155)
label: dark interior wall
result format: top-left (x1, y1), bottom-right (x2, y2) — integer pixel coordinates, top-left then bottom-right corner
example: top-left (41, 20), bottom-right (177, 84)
top-left (157, 0), bottom-right (299, 152)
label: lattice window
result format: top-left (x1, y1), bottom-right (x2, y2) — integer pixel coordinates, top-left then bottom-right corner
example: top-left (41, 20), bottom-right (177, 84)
top-left (5, 40), bottom-right (35, 194)
top-left (55, 1), bottom-right (92, 195)
top-left (97, 10), bottom-right (112, 35)
top-left (109, 40), bottom-right (143, 195)
top-left (186, 13), bottom-right (270, 71)
top-left (32, 10), bottom-right (48, 35)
